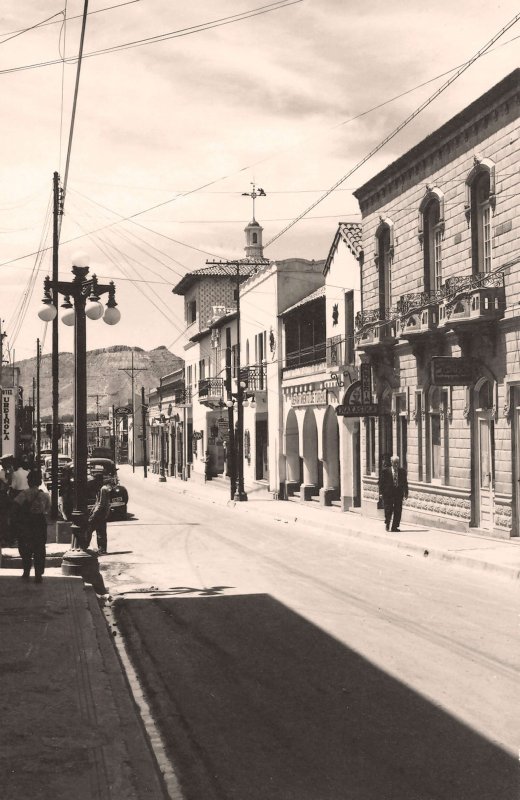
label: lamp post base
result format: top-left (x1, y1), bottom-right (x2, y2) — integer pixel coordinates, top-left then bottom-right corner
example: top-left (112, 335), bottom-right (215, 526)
top-left (61, 548), bottom-right (106, 594)
top-left (233, 490), bottom-right (248, 502)
top-left (158, 474), bottom-right (167, 482)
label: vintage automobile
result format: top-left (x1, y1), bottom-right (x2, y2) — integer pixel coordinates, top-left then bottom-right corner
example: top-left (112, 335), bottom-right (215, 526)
top-left (43, 454), bottom-right (73, 490)
top-left (86, 457), bottom-right (129, 519)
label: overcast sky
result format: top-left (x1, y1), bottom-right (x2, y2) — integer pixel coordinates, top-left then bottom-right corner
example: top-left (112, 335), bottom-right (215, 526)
top-left (1, 0), bottom-right (519, 363)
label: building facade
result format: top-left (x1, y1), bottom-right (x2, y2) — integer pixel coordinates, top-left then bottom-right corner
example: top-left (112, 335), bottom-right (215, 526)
top-left (353, 69), bottom-right (520, 537)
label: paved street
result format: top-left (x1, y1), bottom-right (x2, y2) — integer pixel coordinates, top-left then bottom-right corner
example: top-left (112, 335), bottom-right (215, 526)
top-left (96, 467), bottom-right (519, 800)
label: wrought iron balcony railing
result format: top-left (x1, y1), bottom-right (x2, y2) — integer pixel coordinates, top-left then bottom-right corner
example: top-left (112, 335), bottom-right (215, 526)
top-left (198, 377), bottom-right (224, 401)
top-left (396, 290), bottom-right (445, 316)
top-left (355, 307), bottom-right (395, 330)
top-left (239, 364), bottom-right (267, 391)
top-left (174, 386), bottom-right (192, 406)
top-left (443, 271), bottom-right (504, 298)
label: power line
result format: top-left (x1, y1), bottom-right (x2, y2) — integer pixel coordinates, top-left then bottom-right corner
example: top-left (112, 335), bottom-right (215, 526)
top-left (0, 1), bottom-right (142, 38)
top-left (264, 11), bottom-right (520, 248)
top-left (0, 1), bottom-right (303, 75)
top-left (0, 9), bottom-right (64, 46)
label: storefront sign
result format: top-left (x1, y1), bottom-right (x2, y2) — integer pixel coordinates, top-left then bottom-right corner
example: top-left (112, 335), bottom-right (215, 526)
top-left (2, 388), bottom-right (16, 453)
top-left (431, 357), bottom-right (474, 386)
top-left (114, 406), bottom-right (131, 415)
top-left (291, 389), bottom-right (327, 407)
top-left (336, 363), bottom-right (378, 417)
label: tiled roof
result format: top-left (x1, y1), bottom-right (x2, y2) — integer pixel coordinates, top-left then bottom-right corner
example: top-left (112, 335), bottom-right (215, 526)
top-left (172, 262), bottom-right (260, 295)
top-left (281, 285), bottom-right (326, 316)
top-left (338, 222), bottom-right (362, 257)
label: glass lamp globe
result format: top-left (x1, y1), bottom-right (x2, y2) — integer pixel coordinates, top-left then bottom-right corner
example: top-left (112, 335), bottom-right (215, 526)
top-left (61, 308), bottom-right (75, 327)
top-left (242, 399), bottom-right (249, 408)
top-left (103, 306), bottom-right (121, 325)
top-left (250, 400), bottom-right (256, 410)
top-left (225, 399), bottom-right (234, 408)
top-left (86, 300), bottom-right (104, 320)
top-left (38, 302), bottom-right (57, 322)
top-left (71, 251), bottom-right (89, 268)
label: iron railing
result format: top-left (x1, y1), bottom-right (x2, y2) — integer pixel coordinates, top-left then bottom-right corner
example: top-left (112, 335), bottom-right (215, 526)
top-left (174, 386), bottom-right (192, 406)
top-left (198, 377), bottom-right (224, 400)
top-left (239, 364), bottom-right (267, 390)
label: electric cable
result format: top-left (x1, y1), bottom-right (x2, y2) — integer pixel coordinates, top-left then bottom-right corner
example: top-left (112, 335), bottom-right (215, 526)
top-left (264, 10), bottom-right (520, 248)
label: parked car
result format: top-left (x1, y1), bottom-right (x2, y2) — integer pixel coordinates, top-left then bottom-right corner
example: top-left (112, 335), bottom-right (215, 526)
top-left (43, 454), bottom-right (73, 490)
top-left (86, 457), bottom-right (128, 519)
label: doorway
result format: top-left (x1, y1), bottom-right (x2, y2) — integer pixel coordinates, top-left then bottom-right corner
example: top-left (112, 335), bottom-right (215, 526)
top-left (255, 419), bottom-right (268, 481)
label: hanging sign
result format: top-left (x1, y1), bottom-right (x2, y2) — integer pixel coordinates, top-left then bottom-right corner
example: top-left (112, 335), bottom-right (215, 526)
top-left (114, 406), bottom-right (131, 415)
top-left (2, 388), bottom-right (16, 453)
top-left (336, 363), bottom-right (378, 417)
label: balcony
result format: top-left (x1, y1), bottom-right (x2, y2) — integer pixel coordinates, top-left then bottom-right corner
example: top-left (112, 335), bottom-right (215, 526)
top-left (396, 291), bottom-right (443, 341)
top-left (438, 271), bottom-right (505, 330)
top-left (355, 309), bottom-right (397, 352)
top-left (174, 386), bottom-right (192, 407)
top-left (326, 335), bottom-right (353, 369)
top-left (284, 342), bottom-right (326, 372)
top-left (198, 377), bottom-right (224, 407)
top-left (239, 364), bottom-right (267, 391)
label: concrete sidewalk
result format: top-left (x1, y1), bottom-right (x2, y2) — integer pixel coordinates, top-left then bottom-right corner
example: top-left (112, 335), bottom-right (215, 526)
top-left (0, 571), bottom-right (168, 800)
top-left (134, 466), bottom-right (520, 581)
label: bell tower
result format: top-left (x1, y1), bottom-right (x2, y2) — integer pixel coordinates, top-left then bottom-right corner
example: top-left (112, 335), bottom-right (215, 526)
top-left (242, 183), bottom-right (266, 259)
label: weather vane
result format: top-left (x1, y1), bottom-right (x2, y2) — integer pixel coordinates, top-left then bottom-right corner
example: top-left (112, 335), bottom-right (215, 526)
top-left (242, 182), bottom-right (266, 220)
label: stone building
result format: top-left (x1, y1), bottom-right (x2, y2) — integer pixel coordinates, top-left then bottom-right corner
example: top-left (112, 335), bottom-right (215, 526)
top-left (353, 69), bottom-right (519, 537)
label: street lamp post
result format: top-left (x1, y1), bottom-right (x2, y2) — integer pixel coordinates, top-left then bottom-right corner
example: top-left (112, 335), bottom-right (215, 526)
top-left (38, 254), bottom-right (120, 587)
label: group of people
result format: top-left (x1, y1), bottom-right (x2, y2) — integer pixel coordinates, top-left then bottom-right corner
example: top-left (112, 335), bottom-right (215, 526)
top-left (0, 453), bottom-right (112, 583)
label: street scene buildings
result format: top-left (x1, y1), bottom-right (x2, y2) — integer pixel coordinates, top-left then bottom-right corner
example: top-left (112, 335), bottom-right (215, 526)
top-left (0, 4), bottom-right (518, 799)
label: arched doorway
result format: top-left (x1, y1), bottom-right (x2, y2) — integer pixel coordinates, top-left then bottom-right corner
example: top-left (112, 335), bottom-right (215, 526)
top-left (285, 408), bottom-right (301, 485)
top-left (302, 408), bottom-right (319, 490)
top-left (323, 406), bottom-right (340, 496)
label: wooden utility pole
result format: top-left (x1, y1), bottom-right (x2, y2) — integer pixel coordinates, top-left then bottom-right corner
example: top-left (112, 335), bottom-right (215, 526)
top-left (36, 340), bottom-right (41, 467)
top-left (88, 393), bottom-right (102, 447)
top-left (51, 171), bottom-right (61, 520)
top-left (118, 350), bottom-right (146, 473)
top-left (141, 386), bottom-right (148, 478)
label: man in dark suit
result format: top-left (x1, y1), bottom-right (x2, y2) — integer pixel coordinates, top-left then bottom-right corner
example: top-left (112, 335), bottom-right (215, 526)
top-left (378, 455), bottom-right (408, 532)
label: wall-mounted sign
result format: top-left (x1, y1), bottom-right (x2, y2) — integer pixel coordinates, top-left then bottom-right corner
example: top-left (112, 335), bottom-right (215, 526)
top-left (431, 356), bottom-right (474, 386)
top-left (1, 388), bottom-right (16, 453)
top-left (336, 363), bottom-right (378, 417)
top-left (114, 406), bottom-right (131, 415)
top-left (291, 389), bottom-right (328, 407)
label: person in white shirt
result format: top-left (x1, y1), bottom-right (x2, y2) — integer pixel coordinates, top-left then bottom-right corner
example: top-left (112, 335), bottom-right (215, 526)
top-left (11, 459), bottom-right (30, 497)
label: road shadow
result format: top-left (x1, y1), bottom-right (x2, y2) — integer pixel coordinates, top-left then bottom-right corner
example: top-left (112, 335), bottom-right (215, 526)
top-left (115, 593), bottom-right (516, 800)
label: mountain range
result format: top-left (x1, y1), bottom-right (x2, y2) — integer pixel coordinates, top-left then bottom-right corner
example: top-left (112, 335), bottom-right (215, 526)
top-left (12, 345), bottom-right (183, 420)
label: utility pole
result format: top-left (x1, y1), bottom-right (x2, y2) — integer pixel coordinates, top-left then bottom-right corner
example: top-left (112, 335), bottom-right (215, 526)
top-left (118, 350), bottom-right (146, 473)
top-left (0, 320), bottom-right (6, 387)
top-left (205, 255), bottom-right (268, 502)
top-left (141, 386), bottom-right (148, 478)
top-left (51, 171), bottom-right (62, 520)
top-left (36, 339), bottom-right (41, 467)
top-left (88, 393), bottom-right (101, 447)
top-left (111, 404), bottom-right (117, 463)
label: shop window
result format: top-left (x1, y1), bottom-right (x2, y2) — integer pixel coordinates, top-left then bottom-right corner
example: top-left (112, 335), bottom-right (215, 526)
top-left (428, 387), bottom-right (442, 483)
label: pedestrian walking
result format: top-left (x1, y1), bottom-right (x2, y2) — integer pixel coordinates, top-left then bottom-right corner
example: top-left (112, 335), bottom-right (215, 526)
top-left (86, 470), bottom-right (111, 554)
top-left (12, 469), bottom-right (50, 582)
top-left (10, 457), bottom-right (30, 498)
top-left (378, 454), bottom-right (408, 532)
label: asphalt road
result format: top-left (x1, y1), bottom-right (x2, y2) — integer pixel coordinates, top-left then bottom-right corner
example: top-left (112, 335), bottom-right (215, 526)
top-left (102, 468), bottom-right (518, 800)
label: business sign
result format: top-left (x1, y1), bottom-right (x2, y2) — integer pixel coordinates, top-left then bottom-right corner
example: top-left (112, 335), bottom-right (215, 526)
top-left (114, 406), bottom-right (131, 415)
top-left (1, 388), bottom-right (16, 454)
top-left (291, 389), bottom-right (328, 407)
top-left (336, 363), bottom-right (379, 417)
top-left (431, 357), bottom-right (474, 386)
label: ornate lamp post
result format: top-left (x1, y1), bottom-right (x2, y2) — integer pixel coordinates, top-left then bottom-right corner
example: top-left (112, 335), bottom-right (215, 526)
top-left (38, 254), bottom-right (120, 585)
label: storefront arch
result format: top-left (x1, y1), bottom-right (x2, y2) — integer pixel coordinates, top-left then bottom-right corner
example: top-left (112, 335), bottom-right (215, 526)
top-left (285, 408), bottom-right (300, 484)
top-left (302, 408), bottom-right (319, 487)
top-left (323, 406), bottom-right (340, 491)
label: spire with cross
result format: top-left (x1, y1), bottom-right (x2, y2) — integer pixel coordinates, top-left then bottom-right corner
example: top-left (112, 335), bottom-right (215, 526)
top-left (242, 182), bottom-right (266, 222)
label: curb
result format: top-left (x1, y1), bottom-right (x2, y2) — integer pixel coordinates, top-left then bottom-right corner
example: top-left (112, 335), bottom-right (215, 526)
top-left (168, 480), bottom-right (520, 581)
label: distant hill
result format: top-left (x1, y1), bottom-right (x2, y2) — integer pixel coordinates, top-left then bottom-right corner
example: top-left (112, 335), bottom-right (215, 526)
top-left (15, 345), bottom-right (183, 419)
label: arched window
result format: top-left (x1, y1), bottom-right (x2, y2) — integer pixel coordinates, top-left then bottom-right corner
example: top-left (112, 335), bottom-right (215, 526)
top-left (419, 188), bottom-right (444, 292)
top-left (252, 232), bottom-right (258, 244)
top-left (465, 157), bottom-right (495, 274)
top-left (374, 218), bottom-right (394, 315)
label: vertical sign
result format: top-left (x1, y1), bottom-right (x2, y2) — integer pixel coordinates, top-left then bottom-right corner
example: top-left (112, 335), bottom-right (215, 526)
top-left (361, 363), bottom-right (372, 404)
top-left (2, 388), bottom-right (16, 455)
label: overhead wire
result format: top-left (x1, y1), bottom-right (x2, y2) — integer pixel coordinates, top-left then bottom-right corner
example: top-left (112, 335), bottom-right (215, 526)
top-left (0, 0), bottom-right (304, 75)
top-left (0, 1), bottom-right (141, 38)
top-left (0, 9), bottom-right (65, 46)
top-left (264, 10), bottom-right (520, 248)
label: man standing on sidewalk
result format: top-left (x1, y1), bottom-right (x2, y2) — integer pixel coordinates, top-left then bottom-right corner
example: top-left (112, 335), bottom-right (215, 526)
top-left (378, 455), bottom-right (408, 532)
top-left (86, 470), bottom-right (111, 554)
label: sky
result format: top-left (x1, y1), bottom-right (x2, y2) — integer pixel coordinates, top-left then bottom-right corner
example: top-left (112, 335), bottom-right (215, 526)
top-left (0, 0), bottom-right (519, 363)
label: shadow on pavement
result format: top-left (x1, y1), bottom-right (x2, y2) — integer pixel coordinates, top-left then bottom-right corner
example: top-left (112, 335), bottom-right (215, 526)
top-left (115, 593), bottom-right (515, 800)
